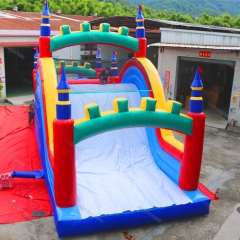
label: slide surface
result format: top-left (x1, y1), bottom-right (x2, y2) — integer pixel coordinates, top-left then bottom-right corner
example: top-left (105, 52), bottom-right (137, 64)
top-left (70, 84), bottom-right (192, 219)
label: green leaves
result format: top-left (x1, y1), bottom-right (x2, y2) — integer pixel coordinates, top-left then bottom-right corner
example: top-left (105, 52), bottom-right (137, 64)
top-left (0, 83), bottom-right (3, 98)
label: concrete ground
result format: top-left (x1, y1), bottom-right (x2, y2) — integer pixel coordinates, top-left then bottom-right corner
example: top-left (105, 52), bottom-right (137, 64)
top-left (181, 107), bottom-right (228, 130)
top-left (5, 95), bottom-right (34, 106)
top-left (0, 103), bottom-right (240, 240)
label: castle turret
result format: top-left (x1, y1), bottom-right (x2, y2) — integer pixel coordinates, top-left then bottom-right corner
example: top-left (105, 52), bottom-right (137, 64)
top-left (189, 67), bottom-right (204, 113)
top-left (96, 48), bottom-right (102, 69)
top-left (54, 67), bottom-right (76, 207)
top-left (179, 67), bottom-right (206, 191)
top-left (111, 51), bottom-right (118, 76)
top-left (135, 5), bottom-right (147, 58)
top-left (33, 48), bottom-right (39, 69)
top-left (56, 67), bottom-right (71, 119)
top-left (32, 48), bottom-right (38, 93)
top-left (39, 1), bottom-right (52, 58)
top-left (95, 48), bottom-right (102, 77)
top-left (136, 5), bottom-right (145, 38)
top-left (40, 1), bottom-right (51, 37)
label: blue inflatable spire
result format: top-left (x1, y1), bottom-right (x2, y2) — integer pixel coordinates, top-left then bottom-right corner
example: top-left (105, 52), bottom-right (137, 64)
top-left (33, 48), bottom-right (39, 69)
top-left (111, 51), bottom-right (118, 76)
top-left (57, 67), bottom-right (70, 90)
top-left (191, 67), bottom-right (203, 88)
top-left (111, 51), bottom-right (117, 62)
top-left (96, 48), bottom-right (102, 69)
top-left (40, 0), bottom-right (51, 37)
top-left (136, 5), bottom-right (145, 38)
top-left (190, 67), bottom-right (204, 113)
top-left (56, 67), bottom-right (71, 120)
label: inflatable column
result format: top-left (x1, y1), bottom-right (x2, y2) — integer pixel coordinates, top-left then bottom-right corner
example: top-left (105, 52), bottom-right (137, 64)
top-left (39, 1), bottom-right (52, 58)
top-left (110, 51), bottom-right (120, 83)
top-left (135, 5), bottom-right (147, 58)
top-left (111, 51), bottom-right (118, 76)
top-left (53, 67), bottom-right (76, 207)
top-left (95, 48), bottom-right (102, 77)
top-left (33, 48), bottom-right (39, 69)
top-left (179, 67), bottom-right (206, 191)
top-left (32, 48), bottom-right (39, 93)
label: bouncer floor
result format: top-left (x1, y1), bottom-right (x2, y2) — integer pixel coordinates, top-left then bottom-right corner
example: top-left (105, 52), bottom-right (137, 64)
top-left (37, 83), bottom-right (211, 238)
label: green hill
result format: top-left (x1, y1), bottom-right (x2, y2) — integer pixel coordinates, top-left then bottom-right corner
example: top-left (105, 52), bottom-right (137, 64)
top-left (129, 0), bottom-right (240, 17)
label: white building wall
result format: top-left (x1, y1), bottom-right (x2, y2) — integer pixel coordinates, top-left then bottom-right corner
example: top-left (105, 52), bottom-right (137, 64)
top-left (160, 28), bottom-right (240, 47)
top-left (0, 36), bottom-right (38, 43)
top-left (0, 47), bottom-right (6, 100)
top-left (53, 46), bottom-right (80, 61)
top-left (157, 47), bottom-right (240, 126)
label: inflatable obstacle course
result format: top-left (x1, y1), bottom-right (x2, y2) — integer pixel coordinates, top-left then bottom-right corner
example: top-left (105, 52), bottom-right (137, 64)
top-left (29, 1), bottom-right (217, 238)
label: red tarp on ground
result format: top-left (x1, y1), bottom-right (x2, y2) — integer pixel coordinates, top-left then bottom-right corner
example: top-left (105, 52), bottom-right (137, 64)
top-left (0, 106), bottom-right (52, 224)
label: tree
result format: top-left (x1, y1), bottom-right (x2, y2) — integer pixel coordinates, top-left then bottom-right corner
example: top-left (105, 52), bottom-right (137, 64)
top-left (0, 83), bottom-right (3, 98)
top-left (0, 0), bottom-right (240, 29)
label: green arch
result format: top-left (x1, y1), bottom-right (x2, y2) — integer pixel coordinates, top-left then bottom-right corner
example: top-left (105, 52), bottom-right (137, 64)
top-left (55, 61), bottom-right (96, 77)
top-left (55, 66), bottom-right (96, 77)
top-left (74, 98), bottom-right (193, 144)
top-left (50, 23), bottom-right (139, 52)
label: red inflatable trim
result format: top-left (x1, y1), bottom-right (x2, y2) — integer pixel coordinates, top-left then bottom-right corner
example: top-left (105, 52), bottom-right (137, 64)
top-left (134, 38), bottom-right (147, 58)
top-left (32, 69), bottom-right (37, 93)
top-left (68, 79), bottom-right (100, 85)
top-left (156, 129), bottom-right (183, 162)
top-left (68, 77), bottom-right (120, 85)
top-left (198, 182), bottom-right (218, 200)
top-left (39, 37), bottom-right (52, 58)
top-left (53, 42), bottom-right (139, 53)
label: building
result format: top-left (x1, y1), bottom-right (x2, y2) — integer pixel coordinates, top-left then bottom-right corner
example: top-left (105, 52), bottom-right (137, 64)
top-left (147, 22), bottom-right (240, 126)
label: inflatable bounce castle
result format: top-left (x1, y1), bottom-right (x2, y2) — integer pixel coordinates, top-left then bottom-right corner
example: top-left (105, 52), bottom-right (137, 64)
top-left (31, 1), bottom-right (218, 238)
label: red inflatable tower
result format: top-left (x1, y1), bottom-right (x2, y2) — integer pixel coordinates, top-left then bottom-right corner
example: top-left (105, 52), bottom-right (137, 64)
top-left (179, 67), bottom-right (206, 191)
top-left (134, 5), bottom-right (147, 58)
top-left (53, 67), bottom-right (76, 207)
top-left (39, 1), bottom-right (52, 58)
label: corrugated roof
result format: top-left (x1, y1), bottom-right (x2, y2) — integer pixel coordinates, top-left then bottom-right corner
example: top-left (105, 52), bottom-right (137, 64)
top-left (150, 19), bottom-right (240, 34)
top-left (0, 10), bottom-right (100, 32)
top-left (90, 16), bottom-right (240, 34)
top-left (148, 42), bottom-right (240, 50)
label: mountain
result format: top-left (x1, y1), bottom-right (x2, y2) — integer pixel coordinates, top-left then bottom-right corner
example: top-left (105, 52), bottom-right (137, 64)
top-left (128, 0), bottom-right (240, 17)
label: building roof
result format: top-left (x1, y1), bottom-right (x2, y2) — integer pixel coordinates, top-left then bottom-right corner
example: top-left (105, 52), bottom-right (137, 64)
top-left (0, 10), bottom-right (158, 36)
top-left (90, 16), bottom-right (240, 34)
top-left (148, 42), bottom-right (240, 50)
top-left (90, 16), bottom-right (160, 33)
top-left (0, 10), bottom-right (100, 34)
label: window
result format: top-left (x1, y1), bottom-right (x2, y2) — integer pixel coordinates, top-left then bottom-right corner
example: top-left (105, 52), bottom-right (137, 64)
top-left (80, 55), bottom-right (96, 60)
top-left (80, 44), bottom-right (98, 51)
